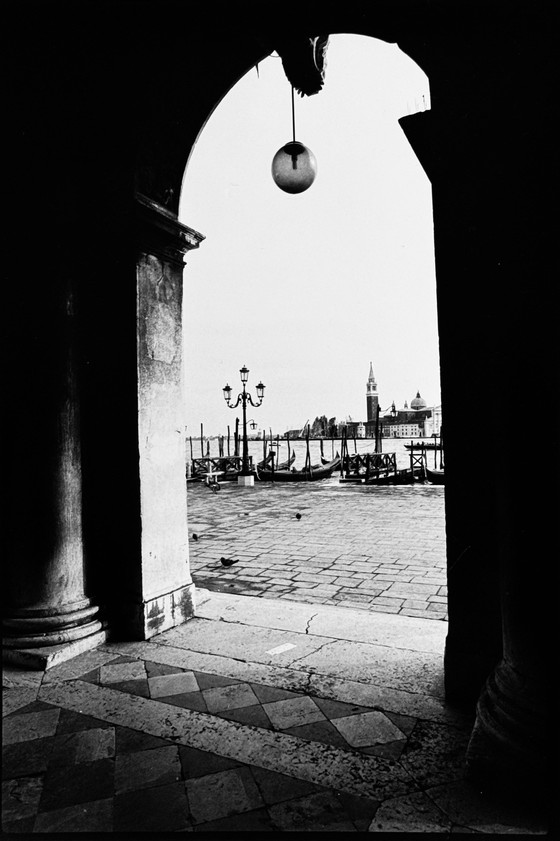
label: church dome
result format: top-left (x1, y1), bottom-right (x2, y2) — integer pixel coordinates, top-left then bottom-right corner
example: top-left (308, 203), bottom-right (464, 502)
top-left (410, 391), bottom-right (427, 410)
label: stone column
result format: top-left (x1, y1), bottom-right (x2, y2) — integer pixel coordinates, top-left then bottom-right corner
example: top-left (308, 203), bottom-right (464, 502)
top-left (126, 194), bottom-right (205, 639)
top-left (400, 41), bottom-right (551, 800)
top-left (399, 109), bottom-right (504, 707)
top-left (3, 279), bottom-right (106, 670)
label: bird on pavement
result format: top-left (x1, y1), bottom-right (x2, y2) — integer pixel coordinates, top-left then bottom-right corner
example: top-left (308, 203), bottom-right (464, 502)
top-left (295, 513), bottom-right (302, 520)
top-left (220, 557), bottom-right (238, 567)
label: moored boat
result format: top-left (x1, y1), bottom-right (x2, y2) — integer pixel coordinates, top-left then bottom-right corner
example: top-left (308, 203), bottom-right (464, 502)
top-left (256, 456), bottom-right (340, 482)
top-left (425, 467), bottom-right (445, 484)
top-left (256, 451), bottom-right (296, 472)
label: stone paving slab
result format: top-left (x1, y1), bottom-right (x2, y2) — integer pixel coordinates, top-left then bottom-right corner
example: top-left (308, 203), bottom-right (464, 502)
top-left (187, 479), bottom-right (447, 619)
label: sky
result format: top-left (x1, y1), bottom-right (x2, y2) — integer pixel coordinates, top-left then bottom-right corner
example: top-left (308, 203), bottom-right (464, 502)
top-left (179, 34), bottom-right (439, 437)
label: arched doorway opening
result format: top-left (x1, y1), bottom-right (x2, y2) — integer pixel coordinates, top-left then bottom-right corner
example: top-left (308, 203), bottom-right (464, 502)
top-left (178, 34), bottom-right (447, 635)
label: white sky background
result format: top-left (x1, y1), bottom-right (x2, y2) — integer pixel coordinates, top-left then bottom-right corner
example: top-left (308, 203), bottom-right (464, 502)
top-left (179, 34), bottom-right (440, 437)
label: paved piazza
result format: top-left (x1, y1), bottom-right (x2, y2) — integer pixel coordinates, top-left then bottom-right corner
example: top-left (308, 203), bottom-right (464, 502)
top-left (187, 478), bottom-right (447, 620)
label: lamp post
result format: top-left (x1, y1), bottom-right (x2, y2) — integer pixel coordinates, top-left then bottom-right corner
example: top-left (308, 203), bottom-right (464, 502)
top-left (223, 366), bottom-right (265, 487)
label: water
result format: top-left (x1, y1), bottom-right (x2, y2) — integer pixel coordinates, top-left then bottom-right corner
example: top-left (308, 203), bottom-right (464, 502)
top-left (187, 436), bottom-right (444, 473)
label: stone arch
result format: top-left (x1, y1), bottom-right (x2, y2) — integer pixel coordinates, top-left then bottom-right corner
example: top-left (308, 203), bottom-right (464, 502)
top-left (5, 1), bottom-right (552, 801)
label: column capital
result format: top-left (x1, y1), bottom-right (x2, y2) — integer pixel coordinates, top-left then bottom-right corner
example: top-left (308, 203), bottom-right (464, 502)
top-left (135, 192), bottom-right (205, 265)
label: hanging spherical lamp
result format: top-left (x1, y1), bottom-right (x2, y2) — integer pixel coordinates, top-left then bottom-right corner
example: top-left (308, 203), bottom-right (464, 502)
top-left (272, 141), bottom-right (317, 193)
top-left (271, 86), bottom-right (317, 194)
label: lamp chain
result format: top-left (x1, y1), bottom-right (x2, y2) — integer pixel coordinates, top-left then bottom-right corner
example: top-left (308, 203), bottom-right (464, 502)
top-left (291, 85), bottom-right (296, 143)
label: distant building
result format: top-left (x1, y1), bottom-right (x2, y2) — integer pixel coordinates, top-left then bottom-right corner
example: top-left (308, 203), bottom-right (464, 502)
top-left (366, 361), bottom-right (379, 422)
top-left (284, 365), bottom-right (442, 439)
top-left (362, 363), bottom-right (442, 438)
top-left (379, 393), bottom-right (442, 438)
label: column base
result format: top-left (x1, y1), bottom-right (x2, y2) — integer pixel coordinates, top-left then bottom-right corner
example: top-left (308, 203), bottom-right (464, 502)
top-left (465, 659), bottom-right (550, 805)
top-left (237, 475), bottom-right (255, 487)
top-left (2, 628), bottom-right (108, 671)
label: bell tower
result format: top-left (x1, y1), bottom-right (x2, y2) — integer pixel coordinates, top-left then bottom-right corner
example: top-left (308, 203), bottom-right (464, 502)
top-left (366, 361), bottom-right (379, 422)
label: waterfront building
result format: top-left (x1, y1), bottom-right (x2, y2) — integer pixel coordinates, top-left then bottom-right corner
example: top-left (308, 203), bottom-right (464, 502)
top-left (384, 422), bottom-right (422, 438)
top-left (366, 361), bottom-right (379, 422)
top-left (362, 361), bottom-right (441, 438)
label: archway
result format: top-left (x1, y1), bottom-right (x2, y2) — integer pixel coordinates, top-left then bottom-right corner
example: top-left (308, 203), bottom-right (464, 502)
top-left (179, 33), bottom-right (447, 629)
top-left (4, 1), bottom-right (551, 803)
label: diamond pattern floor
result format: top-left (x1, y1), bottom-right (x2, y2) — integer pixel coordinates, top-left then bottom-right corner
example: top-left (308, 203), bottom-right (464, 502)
top-left (2, 594), bottom-right (549, 834)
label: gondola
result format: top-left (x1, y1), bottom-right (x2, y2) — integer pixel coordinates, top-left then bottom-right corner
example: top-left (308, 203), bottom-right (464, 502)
top-left (256, 451), bottom-right (296, 472)
top-left (425, 467), bottom-right (445, 484)
top-left (256, 456), bottom-right (340, 482)
top-left (320, 451), bottom-right (340, 465)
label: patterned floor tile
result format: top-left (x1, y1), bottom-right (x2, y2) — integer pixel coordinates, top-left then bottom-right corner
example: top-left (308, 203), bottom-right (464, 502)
top-left (336, 791), bottom-right (381, 832)
top-left (114, 745), bottom-right (182, 794)
top-left (145, 660), bottom-right (186, 678)
top-left (371, 789), bottom-right (452, 833)
top-left (76, 668), bottom-right (100, 684)
top-left (1, 815), bottom-right (35, 834)
top-left (9, 700), bottom-right (54, 715)
top-left (48, 727), bottom-right (116, 767)
top-left (99, 661), bottom-right (146, 683)
top-left (2, 736), bottom-right (54, 780)
top-left (3, 709), bottom-right (60, 745)
top-left (107, 678), bottom-right (150, 698)
top-left (384, 709), bottom-right (418, 736)
top-left (73, 727), bottom-right (115, 763)
top-left (3, 777), bottom-right (43, 824)
top-left (38, 757), bottom-right (114, 812)
top-left (148, 670), bottom-right (199, 698)
top-left (215, 704), bottom-right (273, 729)
top-left (193, 671), bottom-right (241, 690)
top-left (283, 719), bottom-right (351, 749)
top-left (157, 690), bottom-right (209, 713)
top-left (186, 767), bottom-right (264, 824)
top-left (33, 797), bottom-right (113, 832)
top-left (361, 740), bottom-right (407, 760)
top-left (179, 745), bottom-right (241, 780)
top-left (202, 682), bottom-right (260, 713)
top-left (267, 790), bottom-right (358, 831)
top-left (55, 708), bottom-right (113, 734)
top-left (332, 711), bottom-right (405, 747)
top-left (262, 696), bottom-right (326, 730)
top-left (399, 719), bottom-right (470, 788)
top-left (313, 695), bottom-right (375, 719)
top-left (250, 683), bottom-right (301, 704)
top-left (115, 725), bottom-right (177, 754)
top-left (113, 781), bottom-right (190, 832)
top-left (249, 765), bottom-right (323, 806)
top-left (193, 807), bottom-right (275, 832)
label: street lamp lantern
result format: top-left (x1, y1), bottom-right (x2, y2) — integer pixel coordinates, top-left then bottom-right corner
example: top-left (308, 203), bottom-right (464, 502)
top-left (223, 366), bottom-right (265, 486)
top-left (272, 86), bottom-right (317, 194)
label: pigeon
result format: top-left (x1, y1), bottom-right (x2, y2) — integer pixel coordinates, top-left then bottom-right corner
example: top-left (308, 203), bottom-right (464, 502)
top-left (295, 513), bottom-right (302, 520)
top-left (220, 557), bottom-right (238, 567)
top-left (192, 534), bottom-right (198, 541)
